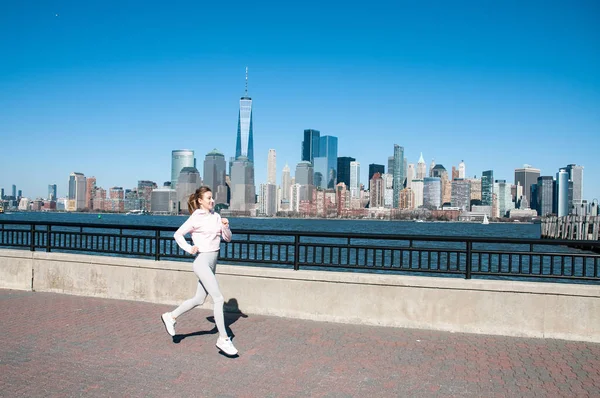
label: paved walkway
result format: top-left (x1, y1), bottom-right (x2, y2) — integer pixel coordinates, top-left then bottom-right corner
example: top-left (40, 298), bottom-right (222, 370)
top-left (1, 289), bottom-right (599, 397)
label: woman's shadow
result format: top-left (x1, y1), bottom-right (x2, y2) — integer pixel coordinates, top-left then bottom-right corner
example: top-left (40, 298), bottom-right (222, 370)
top-left (172, 298), bottom-right (248, 344)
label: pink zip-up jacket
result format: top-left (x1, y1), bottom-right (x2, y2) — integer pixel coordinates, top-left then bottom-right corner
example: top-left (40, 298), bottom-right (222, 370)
top-left (173, 209), bottom-right (232, 254)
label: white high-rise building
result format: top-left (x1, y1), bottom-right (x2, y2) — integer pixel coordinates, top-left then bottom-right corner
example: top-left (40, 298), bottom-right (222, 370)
top-left (259, 183), bottom-right (277, 216)
top-left (411, 179), bottom-right (424, 208)
top-left (171, 150), bottom-right (195, 188)
top-left (458, 160), bottom-right (466, 179)
top-left (350, 161), bottom-right (360, 199)
top-left (406, 163), bottom-right (415, 189)
top-left (416, 153), bottom-right (427, 180)
top-left (281, 163), bottom-right (291, 211)
top-left (267, 149), bottom-right (276, 185)
top-left (290, 183), bottom-right (301, 212)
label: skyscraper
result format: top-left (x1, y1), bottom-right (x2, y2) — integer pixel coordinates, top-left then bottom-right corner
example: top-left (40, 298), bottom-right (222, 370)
top-left (350, 161), bottom-right (360, 199)
top-left (416, 153), bottom-right (427, 180)
top-left (536, 176), bottom-right (554, 216)
top-left (564, 164), bottom-right (584, 207)
top-left (67, 172), bottom-right (86, 211)
top-left (337, 157), bottom-right (355, 187)
top-left (458, 160), bottom-right (466, 179)
top-left (176, 167), bottom-right (201, 213)
top-left (423, 177), bottom-right (441, 209)
top-left (556, 169), bottom-right (570, 217)
top-left (235, 67), bottom-right (254, 163)
top-left (301, 129), bottom-right (320, 164)
top-left (48, 184), bottom-right (57, 201)
top-left (481, 170), bottom-right (494, 206)
top-left (230, 156), bottom-right (255, 212)
top-left (393, 144), bottom-right (404, 208)
top-left (514, 165), bottom-right (540, 210)
top-left (281, 163), bottom-right (291, 209)
top-left (171, 150), bottom-right (195, 188)
top-left (368, 164), bottom-right (385, 182)
top-left (267, 149), bottom-right (277, 185)
top-left (313, 135), bottom-right (338, 189)
top-left (203, 149), bottom-right (227, 204)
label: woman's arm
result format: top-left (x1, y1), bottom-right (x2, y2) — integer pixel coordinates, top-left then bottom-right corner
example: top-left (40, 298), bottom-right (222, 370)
top-left (173, 213), bottom-right (196, 254)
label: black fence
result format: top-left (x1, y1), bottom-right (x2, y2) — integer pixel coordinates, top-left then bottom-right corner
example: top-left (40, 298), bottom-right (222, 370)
top-left (1, 220), bottom-right (600, 283)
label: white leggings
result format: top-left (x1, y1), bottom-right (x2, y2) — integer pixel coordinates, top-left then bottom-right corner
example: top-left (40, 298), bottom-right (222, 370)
top-left (171, 251), bottom-right (227, 338)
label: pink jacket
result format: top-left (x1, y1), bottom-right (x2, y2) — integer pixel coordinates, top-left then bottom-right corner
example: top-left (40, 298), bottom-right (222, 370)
top-left (173, 209), bottom-right (232, 254)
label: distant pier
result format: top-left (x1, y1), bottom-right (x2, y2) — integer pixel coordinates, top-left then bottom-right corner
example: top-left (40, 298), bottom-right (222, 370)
top-left (541, 215), bottom-right (600, 241)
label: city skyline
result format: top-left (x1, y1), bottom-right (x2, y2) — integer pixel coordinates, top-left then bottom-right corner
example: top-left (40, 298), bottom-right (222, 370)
top-left (1, 2), bottom-right (599, 200)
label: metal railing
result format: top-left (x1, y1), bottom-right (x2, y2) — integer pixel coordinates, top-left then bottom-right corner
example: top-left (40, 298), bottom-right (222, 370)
top-left (1, 220), bottom-right (599, 283)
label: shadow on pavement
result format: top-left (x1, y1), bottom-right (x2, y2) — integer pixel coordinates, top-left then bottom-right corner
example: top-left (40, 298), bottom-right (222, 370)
top-left (172, 298), bottom-right (247, 344)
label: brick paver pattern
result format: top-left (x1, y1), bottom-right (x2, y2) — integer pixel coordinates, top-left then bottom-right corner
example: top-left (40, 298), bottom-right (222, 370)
top-left (1, 289), bottom-right (599, 397)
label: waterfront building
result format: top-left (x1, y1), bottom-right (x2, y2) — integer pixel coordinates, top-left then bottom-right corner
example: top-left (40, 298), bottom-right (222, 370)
top-left (92, 187), bottom-right (106, 211)
top-left (452, 166), bottom-right (459, 181)
top-left (259, 183), bottom-right (277, 216)
top-left (106, 187), bottom-right (125, 213)
top-left (481, 170), bottom-right (493, 206)
top-left (536, 176), bottom-right (554, 216)
top-left (399, 188), bottom-right (414, 210)
top-left (368, 164), bottom-right (385, 183)
top-left (337, 157), bottom-right (355, 188)
top-left (350, 161), bottom-right (361, 199)
top-left (458, 160), bottom-right (466, 179)
top-left (48, 184), bottom-right (57, 201)
top-left (383, 173), bottom-right (394, 208)
top-left (281, 163), bottom-right (291, 211)
top-left (556, 169), bottom-right (570, 217)
top-left (471, 205), bottom-right (492, 218)
top-left (137, 180), bottom-right (157, 212)
top-left (423, 177), bottom-right (441, 209)
top-left (267, 149), bottom-right (276, 185)
top-left (203, 149), bottom-right (227, 204)
top-left (564, 164), bottom-right (584, 209)
top-left (494, 180), bottom-right (514, 218)
top-left (67, 172), bottom-right (86, 212)
top-left (406, 163), bottom-right (415, 189)
top-left (171, 150), bottom-right (195, 189)
top-left (312, 136), bottom-right (338, 189)
top-left (369, 173), bottom-right (385, 208)
top-left (468, 178), bottom-right (481, 202)
top-left (416, 153), bottom-right (427, 180)
top-left (514, 165), bottom-right (540, 210)
top-left (411, 179), bottom-right (424, 209)
top-left (230, 156), bottom-right (255, 212)
top-left (451, 179), bottom-right (471, 211)
top-left (151, 187), bottom-right (177, 215)
top-left (235, 68), bottom-right (254, 163)
top-left (301, 129), bottom-right (320, 164)
top-left (85, 177), bottom-right (96, 210)
top-left (387, 156), bottom-right (394, 174)
top-left (290, 183), bottom-right (301, 212)
top-left (176, 167), bottom-right (202, 214)
top-left (393, 144), bottom-right (405, 208)
top-left (431, 164), bottom-right (451, 205)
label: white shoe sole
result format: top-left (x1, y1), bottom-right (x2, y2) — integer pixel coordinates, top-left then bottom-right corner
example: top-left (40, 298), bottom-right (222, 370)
top-left (161, 314), bottom-right (176, 337)
top-left (216, 341), bottom-right (238, 356)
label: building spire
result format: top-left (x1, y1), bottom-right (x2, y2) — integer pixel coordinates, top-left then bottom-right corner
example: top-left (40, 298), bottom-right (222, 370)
top-left (245, 67), bottom-right (248, 96)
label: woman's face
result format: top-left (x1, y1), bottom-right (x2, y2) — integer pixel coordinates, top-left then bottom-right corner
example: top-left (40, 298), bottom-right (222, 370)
top-left (198, 191), bottom-right (214, 211)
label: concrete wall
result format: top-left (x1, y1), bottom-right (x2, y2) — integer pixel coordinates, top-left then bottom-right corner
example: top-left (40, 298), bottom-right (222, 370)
top-left (1, 249), bottom-right (599, 343)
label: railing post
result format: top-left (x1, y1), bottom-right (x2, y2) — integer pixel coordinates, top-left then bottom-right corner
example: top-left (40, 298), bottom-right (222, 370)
top-left (46, 225), bottom-right (52, 252)
top-left (294, 234), bottom-right (300, 270)
top-left (30, 224), bottom-right (35, 252)
top-left (465, 241), bottom-right (472, 279)
top-left (155, 229), bottom-right (161, 261)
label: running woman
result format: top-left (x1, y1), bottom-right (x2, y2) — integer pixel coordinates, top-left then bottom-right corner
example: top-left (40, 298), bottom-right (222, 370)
top-left (161, 186), bottom-right (238, 356)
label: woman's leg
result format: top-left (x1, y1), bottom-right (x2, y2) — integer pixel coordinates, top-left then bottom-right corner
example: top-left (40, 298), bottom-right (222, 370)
top-left (192, 251), bottom-right (227, 338)
top-left (170, 279), bottom-right (208, 319)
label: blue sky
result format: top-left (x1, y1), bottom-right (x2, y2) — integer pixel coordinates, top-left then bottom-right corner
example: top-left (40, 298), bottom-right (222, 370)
top-left (1, 1), bottom-right (599, 202)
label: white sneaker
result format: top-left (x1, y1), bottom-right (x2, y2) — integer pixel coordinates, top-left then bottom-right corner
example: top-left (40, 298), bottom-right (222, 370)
top-left (216, 336), bottom-right (238, 356)
top-left (161, 312), bottom-right (176, 336)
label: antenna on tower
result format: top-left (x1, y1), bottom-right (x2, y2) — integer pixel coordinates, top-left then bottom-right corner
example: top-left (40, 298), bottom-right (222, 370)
top-left (245, 67), bottom-right (248, 96)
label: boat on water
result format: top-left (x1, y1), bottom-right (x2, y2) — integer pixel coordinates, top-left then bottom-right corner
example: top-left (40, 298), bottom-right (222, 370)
top-left (482, 214), bottom-right (489, 225)
top-left (126, 209), bottom-right (149, 216)
top-left (415, 219), bottom-right (425, 223)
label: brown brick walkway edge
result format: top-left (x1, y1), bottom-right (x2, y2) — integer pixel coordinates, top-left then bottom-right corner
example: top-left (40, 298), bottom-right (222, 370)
top-left (1, 289), bottom-right (599, 397)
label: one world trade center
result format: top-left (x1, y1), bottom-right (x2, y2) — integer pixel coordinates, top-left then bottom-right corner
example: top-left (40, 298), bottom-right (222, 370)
top-left (235, 67), bottom-right (254, 163)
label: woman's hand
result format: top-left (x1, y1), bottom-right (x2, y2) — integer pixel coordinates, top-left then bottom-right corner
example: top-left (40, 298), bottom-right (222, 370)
top-left (221, 218), bottom-right (230, 228)
top-left (190, 246), bottom-right (199, 255)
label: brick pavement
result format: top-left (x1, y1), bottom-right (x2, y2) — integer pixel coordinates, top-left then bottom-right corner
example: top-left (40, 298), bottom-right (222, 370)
top-left (1, 288), bottom-right (599, 397)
